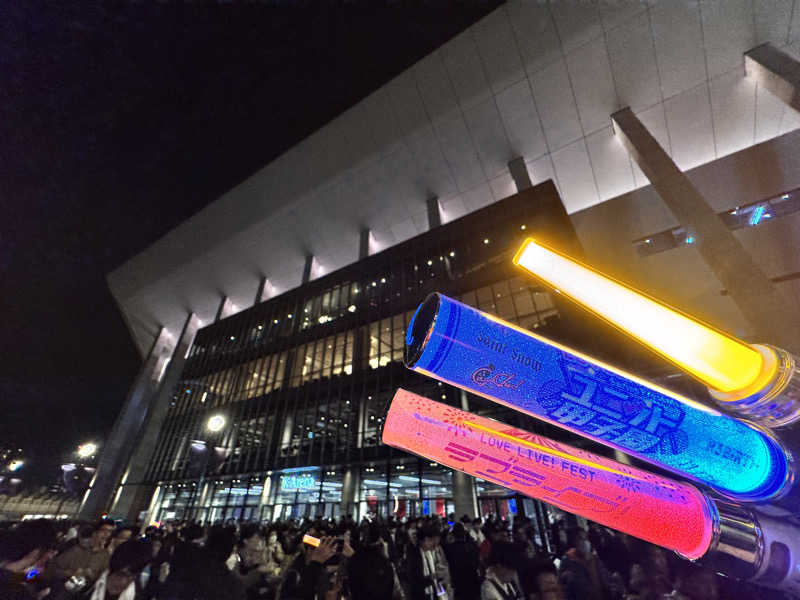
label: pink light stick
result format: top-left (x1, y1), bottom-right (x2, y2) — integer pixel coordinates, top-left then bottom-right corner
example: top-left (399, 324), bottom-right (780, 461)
top-left (383, 388), bottom-right (714, 559)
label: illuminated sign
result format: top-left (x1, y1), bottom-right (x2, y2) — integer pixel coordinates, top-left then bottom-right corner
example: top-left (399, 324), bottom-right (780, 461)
top-left (280, 473), bottom-right (316, 491)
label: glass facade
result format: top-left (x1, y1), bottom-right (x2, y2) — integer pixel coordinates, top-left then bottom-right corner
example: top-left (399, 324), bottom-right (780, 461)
top-left (144, 183), bottom-right (600, 523)
top-left (632, 187), bottom-right (800, 257)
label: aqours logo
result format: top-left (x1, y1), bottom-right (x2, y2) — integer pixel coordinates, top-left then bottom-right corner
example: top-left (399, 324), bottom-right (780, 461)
top-left (471, 364), bottom-right (525, 391)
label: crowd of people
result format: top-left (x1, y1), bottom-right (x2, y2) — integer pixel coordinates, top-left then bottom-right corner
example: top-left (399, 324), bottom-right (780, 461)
top-left (0, 511), bottom-right (789, 600)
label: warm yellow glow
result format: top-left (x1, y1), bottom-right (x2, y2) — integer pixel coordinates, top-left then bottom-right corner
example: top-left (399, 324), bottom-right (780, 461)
top-left (513, 238), bottom-right (768, 393)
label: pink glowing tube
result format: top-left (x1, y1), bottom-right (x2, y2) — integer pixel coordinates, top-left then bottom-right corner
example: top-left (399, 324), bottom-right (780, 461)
top-left (383, 388), bottom-right (714, 559)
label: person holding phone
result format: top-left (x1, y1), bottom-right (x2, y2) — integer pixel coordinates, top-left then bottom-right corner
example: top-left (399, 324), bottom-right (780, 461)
top-left (278, 530), bottom-right (338, 600)
top-left (402, 523), bottom-right (449, 600)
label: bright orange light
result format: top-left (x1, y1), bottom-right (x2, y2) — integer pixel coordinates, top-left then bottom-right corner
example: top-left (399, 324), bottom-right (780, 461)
top-left (513, 238), bottom-right (769, 394)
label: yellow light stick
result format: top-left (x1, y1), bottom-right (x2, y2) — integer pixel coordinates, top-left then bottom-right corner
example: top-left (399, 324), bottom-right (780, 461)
top-left (513, 238), bottom-right (800, 428)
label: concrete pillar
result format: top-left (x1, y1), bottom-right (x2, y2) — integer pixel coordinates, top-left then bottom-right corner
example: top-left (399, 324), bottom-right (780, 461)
top-left (215, 296), bottom-right (234, 322)
top-left (141, 485), bottom-right (163, 529)
top-left (508, 157), bottom-right (533, 192)
top-left (359, 228), bottom-right (371, 260)
top-left (255, 277), bottom-right (273, 305)
top-left (80, 327), bottom-right (174, 519)
top-left (452, 470), bottom-right (478, 520)
top-left (108, 314), bottom-right (202, 521)
top-left (258, 474), bottom-right (274, 517)
top-left (612, 107), bottom-right (800, 352)
top-left (341, 467), bottom-right (359, 518)
top-left (356, 396), bottom-right (367, 449)
top-left (745, 43), bottom-right (800, 112)
top-left (280, 413), bottom-right (294, 449)
top-left (459, 390), bottom-right (470, 412)
top-left (302, 255), bottom-right (314, 285)
top-left (426, 196), bottom-right (442, 229)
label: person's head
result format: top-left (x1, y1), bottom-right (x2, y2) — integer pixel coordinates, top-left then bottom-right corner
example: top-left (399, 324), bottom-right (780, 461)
top-left (489, 524), bottom-right (510, 543)
top-left (363, 523), bottom-right (384, 547)
top-left (109, 527), bottom-right (134, 551)
top-left (629, 564), bottom-right (647, 592)
top-left (94, 520), bottom-right (115, 548)
top-left (419, 524), bottom-right (441, 551)
top-left (0, 520), bottom-right (56, 573)
top-left (240, 523), bottom-right (265, 552)
top-left (674, 563), bottom-right (719, 600)
top-left (569, 529), bottom-right (591, 558)
top-left (182, 523), bottom-right (204, 544)
top-left (77, 525), bottom-right (95, 549)
top-left (488, 542), bottom-right (517, 583)
top-left (534, 564), bottom-right (563, 600)
top-left (452, 522), bottom-right (467, 541)
top-left (105, 540), bottom-right (153, 597)
top-left (267, 528), bottom-right (279, 544)
top-left (205, 526), bottom-right (237, 563)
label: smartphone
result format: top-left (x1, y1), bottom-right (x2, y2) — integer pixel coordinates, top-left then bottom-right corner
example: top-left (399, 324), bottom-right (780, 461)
top-left (303, 534), bottom-right (344, 552)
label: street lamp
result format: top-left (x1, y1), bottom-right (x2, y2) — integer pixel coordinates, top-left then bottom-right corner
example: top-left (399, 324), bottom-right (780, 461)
top-left (77, 443), bottom-right (97, 458)
top-left (206, 415), bottom-right (226, 432)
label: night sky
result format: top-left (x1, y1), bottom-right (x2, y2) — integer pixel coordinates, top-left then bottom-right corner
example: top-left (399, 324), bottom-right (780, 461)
top-left (0, 2), bottom-right (502, 486)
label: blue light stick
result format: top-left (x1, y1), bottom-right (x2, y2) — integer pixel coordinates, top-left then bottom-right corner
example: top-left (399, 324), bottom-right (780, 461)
top-left (405, 293), bottom-right (789, 501)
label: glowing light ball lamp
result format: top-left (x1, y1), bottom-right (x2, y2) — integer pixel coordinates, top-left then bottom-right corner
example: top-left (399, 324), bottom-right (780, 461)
top-left (404, 293), bottom-right (788, 501)
top-left (206, 415), bottom-right (226, 433)
top-left (513, 238), bottom-right (800, 429)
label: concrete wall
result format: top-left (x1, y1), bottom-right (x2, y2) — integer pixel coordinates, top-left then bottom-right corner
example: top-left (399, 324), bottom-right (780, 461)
top-left (571, 128), bottom-right (800, 343)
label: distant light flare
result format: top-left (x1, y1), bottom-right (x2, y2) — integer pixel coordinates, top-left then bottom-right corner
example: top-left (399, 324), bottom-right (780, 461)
top-left (207, 415), bottom-right (226, 432)
top-left (77, 443), bottom-right (97, 458)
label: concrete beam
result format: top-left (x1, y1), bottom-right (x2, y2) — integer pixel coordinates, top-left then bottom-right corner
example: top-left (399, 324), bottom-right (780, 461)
top-left (80, 327), bottom-right (175, 519)
top-left (612, 107), bottom-right (800, 352)
top-left (108, 313), bottom-right (202, 521)
top-left (745, 43), bottom-right (800, 112)
top-left (215, 296), bottom-right (234, 322)
top-left (359, 228), bottom-right (371, 260)
top-left (302, 255), bottom-right (314, 284)
top-left (426, 196), bottom-right (442, 229)
top-left (508, 157), bottom-right (533, 192)
top-left (255, 276), bottom-right (273, 305)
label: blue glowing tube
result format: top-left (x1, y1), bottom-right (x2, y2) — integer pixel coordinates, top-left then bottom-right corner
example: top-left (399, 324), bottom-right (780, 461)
top-left (405, 293), bottom-right (789, 500)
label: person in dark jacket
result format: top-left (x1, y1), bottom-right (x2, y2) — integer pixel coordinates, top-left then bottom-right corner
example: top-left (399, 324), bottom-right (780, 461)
top-left (348, 523), bottom-right (398, 600)
top-left (0, 519), bottom-right (57, 600)
top-left (279, 531), bottom-right (338, 600)
top-left (443, 522), bottom-right (480, 600)
top-left (161, 526), bottom-right (245, 600)
top-left (403, 523), bottom-right (445, 600)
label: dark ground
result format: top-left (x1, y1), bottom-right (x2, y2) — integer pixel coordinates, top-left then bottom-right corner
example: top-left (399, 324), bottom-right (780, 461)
top-left (0, 1), bottom-right (502, 486)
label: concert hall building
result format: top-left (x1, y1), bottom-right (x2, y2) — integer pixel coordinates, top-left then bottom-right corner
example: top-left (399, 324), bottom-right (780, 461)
top-left (85, 2), bottom-right (800, 533)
